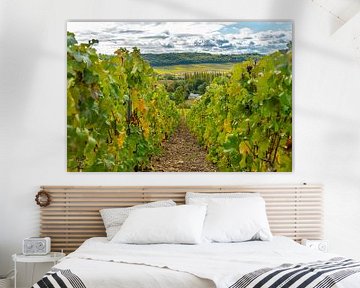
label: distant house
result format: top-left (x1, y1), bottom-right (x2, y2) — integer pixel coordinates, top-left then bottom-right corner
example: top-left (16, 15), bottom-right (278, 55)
top-left (188, 93), bottom-right (201, 100)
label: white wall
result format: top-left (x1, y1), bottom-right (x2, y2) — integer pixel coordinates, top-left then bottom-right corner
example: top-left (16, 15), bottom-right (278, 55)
top-left (1, 0), bottom-right (360, 285)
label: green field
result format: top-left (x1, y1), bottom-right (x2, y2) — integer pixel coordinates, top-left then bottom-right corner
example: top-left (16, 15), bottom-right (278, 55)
top-left (155, 62), bottom-right (235, 74)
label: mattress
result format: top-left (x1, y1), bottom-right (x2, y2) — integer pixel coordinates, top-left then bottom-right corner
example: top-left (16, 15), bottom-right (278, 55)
top-left (35, 236), bottom-right (360, 288)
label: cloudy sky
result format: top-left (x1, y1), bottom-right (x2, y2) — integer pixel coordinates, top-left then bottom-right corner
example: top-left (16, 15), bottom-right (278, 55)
top-left (67, 21), bottom-right (292, 55)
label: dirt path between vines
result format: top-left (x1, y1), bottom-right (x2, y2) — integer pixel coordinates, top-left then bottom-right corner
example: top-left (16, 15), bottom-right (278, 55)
top-left (150, 119), bottom-right (217, 172)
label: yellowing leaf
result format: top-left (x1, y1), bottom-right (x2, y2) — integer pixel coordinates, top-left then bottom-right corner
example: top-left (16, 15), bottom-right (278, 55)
top-left (67, 92), bottom-right (77, 116)
top-left (132, 98), bottom-right (139, 110)
top-left (223, 118), bottom-right (232, 133)
top-left (276, 153), bottom-right (281, 164)
top-left (239, 142), bottom-right (250, 154)
top-left (117, 131), bottom-right (126, 148)
top-left (138, 98), bottom-right (146, 113)
top-left (140, 119), bottom-right (150, 139)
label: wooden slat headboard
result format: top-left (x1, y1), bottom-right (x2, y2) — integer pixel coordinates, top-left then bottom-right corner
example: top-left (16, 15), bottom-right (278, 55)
top-left (39, 184), bottom-right (323, 253)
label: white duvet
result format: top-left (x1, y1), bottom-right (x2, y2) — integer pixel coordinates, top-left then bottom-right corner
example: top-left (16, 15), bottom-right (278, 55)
top-left (54, 237), bottom-right (360, 288)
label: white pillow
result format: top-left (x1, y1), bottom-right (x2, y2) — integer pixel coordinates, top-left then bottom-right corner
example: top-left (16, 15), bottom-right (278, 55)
top-left (100, 200), bottom-right (176, 240)
top-left (202, 197), bottom-right (272, 243)
top-left (111, 205), bottom-right (207, 244)
top-left (186, 192), bottom-right (259, 204)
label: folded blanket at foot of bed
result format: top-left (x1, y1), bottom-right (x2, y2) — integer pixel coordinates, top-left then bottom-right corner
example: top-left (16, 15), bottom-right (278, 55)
top-left (230, 257), bottom-right (360, 288)
top-left (32, 268), bottom-right (86, 288)
top-left (32, 257), bottom-right (360, 288)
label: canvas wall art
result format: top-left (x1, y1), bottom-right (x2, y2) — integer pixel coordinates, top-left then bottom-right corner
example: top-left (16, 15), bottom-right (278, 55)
top-left (67, 21), bottom-right (292, 172)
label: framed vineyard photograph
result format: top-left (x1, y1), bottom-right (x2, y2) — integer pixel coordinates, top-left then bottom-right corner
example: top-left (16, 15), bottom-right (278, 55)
top-left (67, 21), bottom-right (292, 172)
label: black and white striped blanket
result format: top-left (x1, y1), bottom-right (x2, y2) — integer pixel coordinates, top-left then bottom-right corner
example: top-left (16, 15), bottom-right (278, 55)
top-left (32, 268), bottom-right (86, 288)
top-left (230, 257), bottom-right (360, 288)
top-left (32, 258), bottom-right (360, 288)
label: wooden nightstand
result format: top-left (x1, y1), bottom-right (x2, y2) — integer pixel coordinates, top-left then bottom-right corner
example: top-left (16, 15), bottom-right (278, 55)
top-left (12, 252), bottom-right (65, 288)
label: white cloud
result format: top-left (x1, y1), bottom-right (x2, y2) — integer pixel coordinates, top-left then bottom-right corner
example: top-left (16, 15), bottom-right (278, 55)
top-left (67, 22), bottom-right (292, 55)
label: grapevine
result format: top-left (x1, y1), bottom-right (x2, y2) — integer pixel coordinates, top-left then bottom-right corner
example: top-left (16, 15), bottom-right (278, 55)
top-left (67, 33), bottom-right (179, 171)
top-left (187, 51), bottom-right (292, 172)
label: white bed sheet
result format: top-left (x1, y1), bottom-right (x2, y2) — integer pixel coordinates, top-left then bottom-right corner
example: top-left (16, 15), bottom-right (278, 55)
top-left (54, 236), bottom-right (360, 288)
top-left (56, 258), bottom-right (214, 288)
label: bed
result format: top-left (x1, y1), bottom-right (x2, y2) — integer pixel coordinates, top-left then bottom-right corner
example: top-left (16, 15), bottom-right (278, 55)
top-left (33, 185), bottom-right (360, 288)
top-left (33, 236), bottom-right (360, 288)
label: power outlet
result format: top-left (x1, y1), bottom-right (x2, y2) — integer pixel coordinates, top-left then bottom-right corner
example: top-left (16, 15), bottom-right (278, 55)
top-left (301, 239), bottom-right (328, 252)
